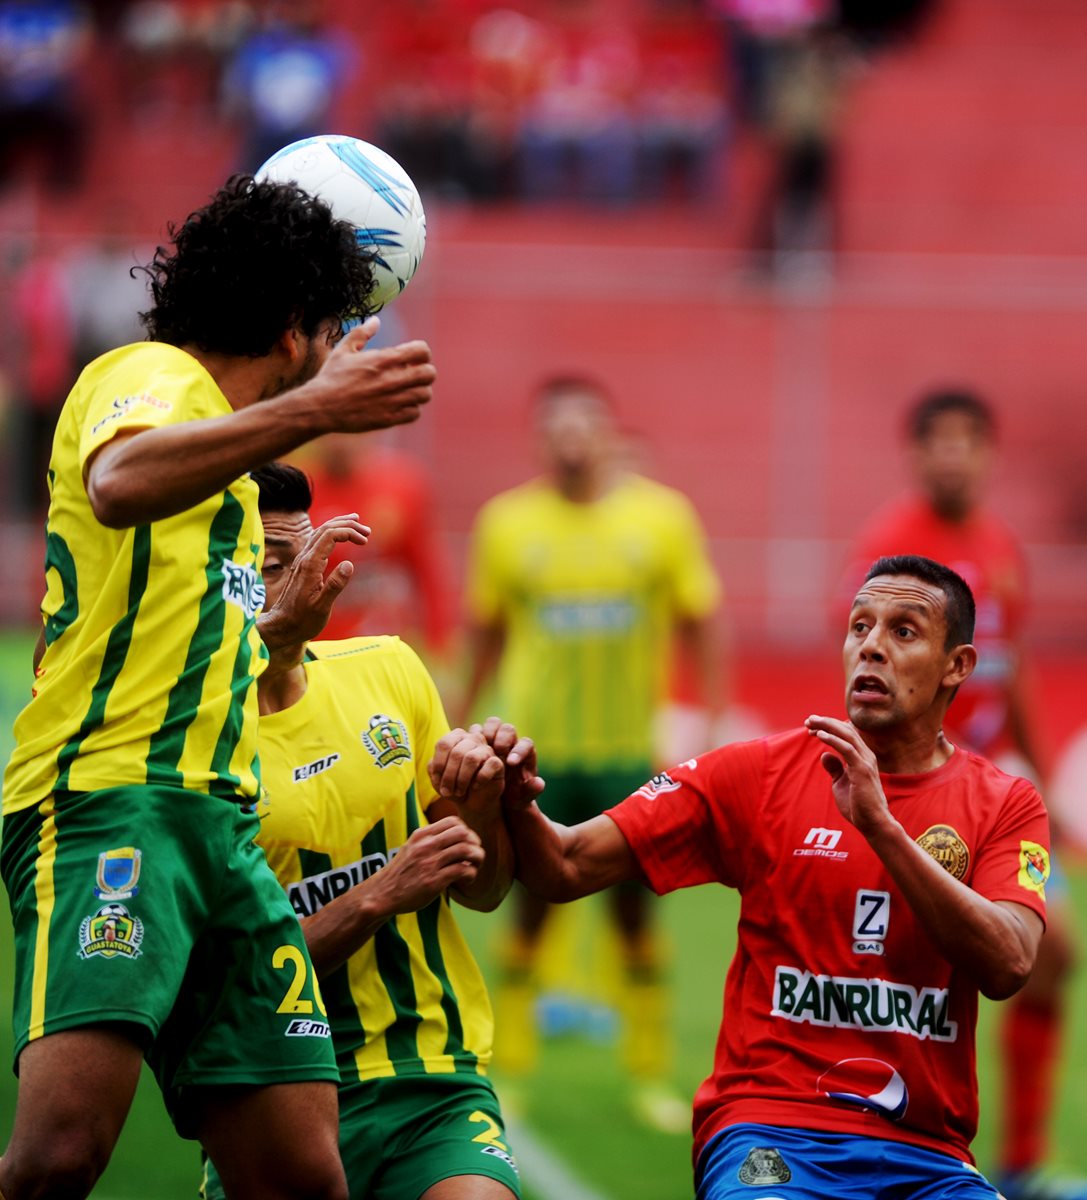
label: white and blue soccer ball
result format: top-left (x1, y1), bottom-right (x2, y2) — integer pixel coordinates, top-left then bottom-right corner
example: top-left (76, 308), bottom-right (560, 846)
top-left (256, 134), bottom-right (426, 310)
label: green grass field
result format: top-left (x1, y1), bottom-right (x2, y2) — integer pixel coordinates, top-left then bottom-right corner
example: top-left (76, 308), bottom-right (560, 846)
top-left (1, 627), bottom-right (1087, 1199)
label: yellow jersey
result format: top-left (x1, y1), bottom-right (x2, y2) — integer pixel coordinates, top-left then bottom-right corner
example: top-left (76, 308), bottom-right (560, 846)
top-left (4, 343), bottom-right (266, 814)
top-left (466, 473), bottom-right (720, 769)
top-left (254, 636), bottom-right (494, 1081)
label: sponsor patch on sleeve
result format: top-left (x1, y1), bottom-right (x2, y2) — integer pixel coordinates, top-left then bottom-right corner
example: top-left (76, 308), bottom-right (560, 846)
top-left (1017, 840), bottom-right (1050, 897)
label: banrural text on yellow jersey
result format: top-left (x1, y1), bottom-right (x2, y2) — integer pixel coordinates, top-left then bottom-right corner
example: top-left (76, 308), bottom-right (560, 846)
top-left (4, 343), bottom-right (266, 814)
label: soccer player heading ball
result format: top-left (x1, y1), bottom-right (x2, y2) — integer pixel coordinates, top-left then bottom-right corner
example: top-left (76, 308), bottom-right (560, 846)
top-left (494, 554), bottom-right (1050, 1199)
top-left (0, 176), bottom-right (434, 1199)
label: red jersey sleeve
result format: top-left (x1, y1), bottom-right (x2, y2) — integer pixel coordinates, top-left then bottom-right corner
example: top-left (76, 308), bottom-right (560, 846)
top-left (970, 776), bottom-right (1050, 923)
top-left (606, 740), bottom-right (765, 895)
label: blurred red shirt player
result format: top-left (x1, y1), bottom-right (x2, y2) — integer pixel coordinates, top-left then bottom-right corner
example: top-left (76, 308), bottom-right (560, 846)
top-left (305, 434), bottom-right (453, 655)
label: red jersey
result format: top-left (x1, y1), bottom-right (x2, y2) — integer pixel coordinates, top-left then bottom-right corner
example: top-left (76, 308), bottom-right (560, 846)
top-left (607, 728), bottom-right (1049, 1167)
top-left (844, 495), bottom-right (1028, 756)
top-left (307, 451), bottom-right (453, 651)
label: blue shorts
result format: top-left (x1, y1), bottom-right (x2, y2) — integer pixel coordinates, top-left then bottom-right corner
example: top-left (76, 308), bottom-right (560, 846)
top-left (695, 1124), bottom-right (1002, 1200)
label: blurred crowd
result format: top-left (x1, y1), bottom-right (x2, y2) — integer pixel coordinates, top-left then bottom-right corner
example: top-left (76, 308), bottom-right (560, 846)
top-left (0, 0), bottom-right (933, 521)
top-left (0, 0), bottom-right (933, 205)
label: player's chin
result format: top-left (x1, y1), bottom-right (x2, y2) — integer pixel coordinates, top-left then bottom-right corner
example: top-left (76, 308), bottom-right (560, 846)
top-left (846, 703), bottom-right (896, 731)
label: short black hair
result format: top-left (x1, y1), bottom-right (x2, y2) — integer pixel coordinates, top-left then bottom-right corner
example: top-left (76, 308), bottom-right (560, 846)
top-left (252, 461), bottom-right (313, 514)
top-left (862, 554), bottom-right (975, 647)
top-left (907, 388), bottom-right (995, 442)
top-left (138, 175), bottom-right (376, 355)
top-left (534, 374), bottom-right (615, 410)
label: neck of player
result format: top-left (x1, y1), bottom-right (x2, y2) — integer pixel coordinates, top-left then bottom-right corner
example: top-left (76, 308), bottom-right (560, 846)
top-left (258, 651), bottom-right (308, 715)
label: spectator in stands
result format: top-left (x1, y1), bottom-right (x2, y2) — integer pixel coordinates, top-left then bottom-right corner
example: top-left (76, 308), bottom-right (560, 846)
top-left (748, 21), bottom-right (852, 272)
top-left (635, 0), bottom-right (729, 204)
top-left (0, 0), bottom-right (91, 195)
top-left (516, 0), bottom-right (640, 204)
top-left (370, 0), bottom-right (476, 199)
top-left (221, 0), bottom-right (354, 172)
top-left (708, 0), bottom-right (833, 127)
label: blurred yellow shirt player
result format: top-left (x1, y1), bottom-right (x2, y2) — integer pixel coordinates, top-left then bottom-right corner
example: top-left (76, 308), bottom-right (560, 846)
top-left (461, 375), bottom-right (722, 1129)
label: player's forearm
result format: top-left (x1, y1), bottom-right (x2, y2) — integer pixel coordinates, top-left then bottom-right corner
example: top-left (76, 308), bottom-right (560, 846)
top-left (450, 820), bottom-right (514, 912)
top-left (865, 819), bottom-right (1037, 999)
top-left (299, 881), bottom-right (396, 977)
top-left (86, 390), bottom-right (334, 527)
top-left (506, 806), bottom-right (628, 903)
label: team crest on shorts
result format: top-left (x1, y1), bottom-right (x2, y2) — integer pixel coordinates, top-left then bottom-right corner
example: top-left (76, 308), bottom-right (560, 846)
top-left (1018, 840), bottom-right (1050, 896)
top-left (78, 904), bottom-right (144, 960)
top-left (94, 846), bottom-right (141, 900)
top-left (361, 714), bottom-right (412, 768)
top-left (915, 824), bottom-right (970, 880)
top-left (738, 1146), bottom-right (792, 1185)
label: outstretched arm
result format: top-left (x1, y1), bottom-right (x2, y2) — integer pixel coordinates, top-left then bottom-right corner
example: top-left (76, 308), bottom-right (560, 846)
top-left (86, 319), bottom-right (435, 527)
top-left (806, 714), bottom-right (1044, 1000)
top-left (504, 801), bottom-right (640, 903)
top-left (300, 816), bottom-right (484, 976)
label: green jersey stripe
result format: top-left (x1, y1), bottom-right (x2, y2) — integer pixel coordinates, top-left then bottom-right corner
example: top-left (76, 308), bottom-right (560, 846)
top-left (43, 531), bottom-right (79, 647)
top-left (415, 898), bottom-right (477, 1070)
top-left (208, 614), bottom-right (259, 788)
top-left (146, 493), bottom-right (246, 782)
top-left (54, 525), bottom-right (152, 791)
top-left (362, 818), bottom-right (423, 1069)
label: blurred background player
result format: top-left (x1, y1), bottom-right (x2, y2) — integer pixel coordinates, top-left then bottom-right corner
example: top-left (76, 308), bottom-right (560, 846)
top-left (305, 431), bottom-right (455, 660)
top-left (459, 373), bottom-right (724, 1132)
top-left (842, 387), bottom-right (1084, 1200)
top-left (204, 462), bottom-right (522, 1200)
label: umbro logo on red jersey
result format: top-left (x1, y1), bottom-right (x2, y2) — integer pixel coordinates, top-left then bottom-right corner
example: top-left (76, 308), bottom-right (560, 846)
top-left (794, 826), bottom-right (849, 861)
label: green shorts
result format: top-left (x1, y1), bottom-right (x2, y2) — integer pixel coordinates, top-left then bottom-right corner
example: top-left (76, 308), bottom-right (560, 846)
top-left (540, 763), bottom-right (653, 828)
top-left (1, 785), bottom-right (338, 1135)
top-left (204, 1072), bottom-right (519, 1200)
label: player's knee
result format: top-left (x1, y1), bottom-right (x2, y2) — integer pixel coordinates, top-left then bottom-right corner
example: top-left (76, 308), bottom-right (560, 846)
top-left (2, 1125), bottom-right (110, 1199)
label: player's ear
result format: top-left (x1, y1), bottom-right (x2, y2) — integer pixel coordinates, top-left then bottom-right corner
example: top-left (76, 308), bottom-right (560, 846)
top-left (942, 643), bottom-right (977, 691)
top-left (274, 324), bottom-right (306, 364)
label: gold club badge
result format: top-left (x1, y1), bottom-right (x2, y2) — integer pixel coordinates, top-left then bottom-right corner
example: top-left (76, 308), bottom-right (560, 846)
top-left (915, 824), bottom-right (970, 880)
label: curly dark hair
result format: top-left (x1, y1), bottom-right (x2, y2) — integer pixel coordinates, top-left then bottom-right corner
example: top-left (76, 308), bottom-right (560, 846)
top-left (138, 175), bottom-right (377, 356)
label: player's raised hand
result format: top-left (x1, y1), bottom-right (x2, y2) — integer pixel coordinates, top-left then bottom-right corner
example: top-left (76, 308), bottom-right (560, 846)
top-left (311, 316), bottom-right (436, 432)
top-left (475, 716), bottom-right (546, 812)
top-left (805, 715), bottom-right (891, 838)
top-left (258, 514), bottom-right (369, 652)
top-left (374, 816), bottom-right (484, 914)
top-left (428, 729), bottom-right (506, 819)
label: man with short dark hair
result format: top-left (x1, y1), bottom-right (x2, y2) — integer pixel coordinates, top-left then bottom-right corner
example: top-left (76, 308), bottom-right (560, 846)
top-left (497, 554), bottom-right (1050, 1198)
top-left (201, 461), bottom-right (523, 1200)
top-left (844, 389), bottom-right (1083, 1200)
top-left (0, 174), bottom-right (435, 1199)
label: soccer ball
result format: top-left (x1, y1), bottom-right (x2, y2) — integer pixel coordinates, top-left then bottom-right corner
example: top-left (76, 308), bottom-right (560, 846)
top-left (255, 134), bottom-right (426, 310)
